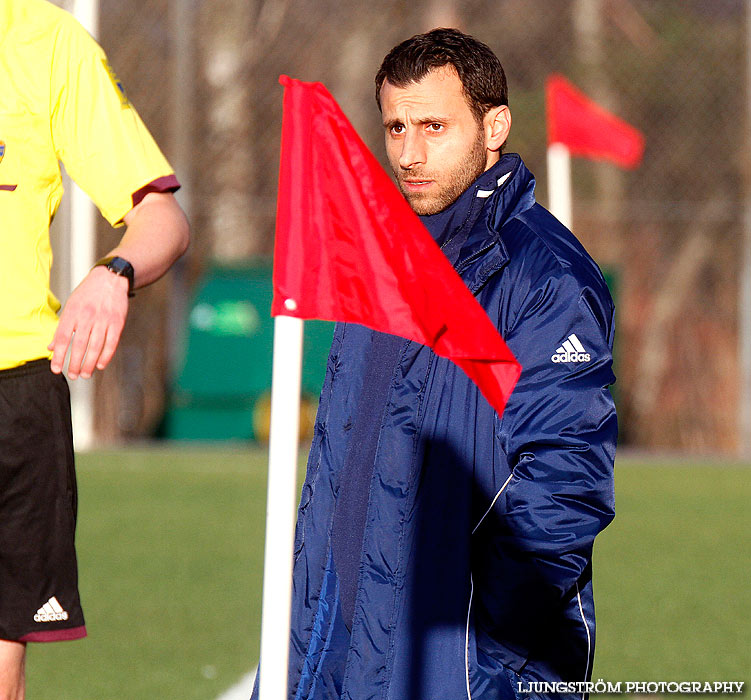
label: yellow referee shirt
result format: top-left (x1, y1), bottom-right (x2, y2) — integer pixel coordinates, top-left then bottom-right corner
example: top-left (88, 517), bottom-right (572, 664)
top-left (0, 0), bottom-right (179, 369)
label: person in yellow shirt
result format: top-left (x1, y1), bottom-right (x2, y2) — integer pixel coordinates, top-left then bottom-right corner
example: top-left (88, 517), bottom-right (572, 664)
top-left (0, 1), bottom-right (189, 696)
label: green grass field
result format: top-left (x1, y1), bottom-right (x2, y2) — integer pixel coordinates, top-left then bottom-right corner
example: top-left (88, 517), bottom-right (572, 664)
top-left (592, 459), bottom-right (750, 686)
top-left (25, 448), bottom-right (750, 699)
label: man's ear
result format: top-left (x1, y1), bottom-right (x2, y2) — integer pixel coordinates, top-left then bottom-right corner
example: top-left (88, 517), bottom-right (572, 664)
top-left (484, 105), bottom-right (511, 152)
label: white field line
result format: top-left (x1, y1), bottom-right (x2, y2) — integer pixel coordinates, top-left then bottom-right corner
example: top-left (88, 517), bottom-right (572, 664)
top-left (215, 667), bottom-right (257, 700)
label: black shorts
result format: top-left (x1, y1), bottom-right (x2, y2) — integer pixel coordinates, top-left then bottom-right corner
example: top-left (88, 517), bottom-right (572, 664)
top-left (0, 359), bottom-right (86, 642)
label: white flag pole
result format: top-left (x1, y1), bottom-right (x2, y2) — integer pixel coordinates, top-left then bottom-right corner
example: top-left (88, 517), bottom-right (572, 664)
top-left (69, 0), bottom-right (100, 451)
top-left (258, 312), bottom-right (304, 700)
top-left (547, 142), bottom-right (573, 231)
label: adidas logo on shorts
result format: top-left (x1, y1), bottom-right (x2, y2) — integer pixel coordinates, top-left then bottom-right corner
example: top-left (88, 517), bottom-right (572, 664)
top-left (34, 596), bottom-right (69, 623)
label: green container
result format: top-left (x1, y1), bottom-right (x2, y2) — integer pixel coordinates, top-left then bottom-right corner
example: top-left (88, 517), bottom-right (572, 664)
top-left (163, 262), bottom-right (333, 441)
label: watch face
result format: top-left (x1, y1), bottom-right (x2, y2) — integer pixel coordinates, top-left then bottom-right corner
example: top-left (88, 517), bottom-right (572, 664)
top-left (108, 257), bottom-right (131, 275)
top-left (105, 257), bottom-right (134, 294)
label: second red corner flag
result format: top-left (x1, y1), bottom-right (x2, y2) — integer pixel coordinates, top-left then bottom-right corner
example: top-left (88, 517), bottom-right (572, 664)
top-left (546, 74), bottom-right (645, 169)
top-left (272, 75), bottom-right (521, 417)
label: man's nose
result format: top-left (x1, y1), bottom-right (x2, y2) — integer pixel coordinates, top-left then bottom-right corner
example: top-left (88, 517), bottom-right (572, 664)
top-left (399, 130), bottom-right (426, 170)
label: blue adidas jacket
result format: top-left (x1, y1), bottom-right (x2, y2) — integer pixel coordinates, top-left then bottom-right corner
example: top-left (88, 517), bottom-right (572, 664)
top-left (253, 154), bottom-right (617, 700)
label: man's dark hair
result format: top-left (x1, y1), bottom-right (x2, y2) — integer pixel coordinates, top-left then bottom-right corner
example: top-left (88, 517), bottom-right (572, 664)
top-left (375, 28), bottom-right (508, 122)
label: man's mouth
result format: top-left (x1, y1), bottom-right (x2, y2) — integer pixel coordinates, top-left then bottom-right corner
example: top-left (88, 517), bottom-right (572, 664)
top-left (401, 179), bottom-right (434, 191)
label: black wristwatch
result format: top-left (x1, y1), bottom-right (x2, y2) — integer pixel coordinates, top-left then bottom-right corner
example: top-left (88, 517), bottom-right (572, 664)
top-left (94, 256), bottom-right (135, 297)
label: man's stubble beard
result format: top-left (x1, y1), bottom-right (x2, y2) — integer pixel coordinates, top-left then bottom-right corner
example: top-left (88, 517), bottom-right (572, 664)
top-left (396, 128), bottom-right (488, 216)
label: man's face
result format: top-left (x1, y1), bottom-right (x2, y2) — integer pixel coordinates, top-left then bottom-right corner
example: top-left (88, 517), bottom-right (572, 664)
top-left (380, 66), bottom-right (495, 215)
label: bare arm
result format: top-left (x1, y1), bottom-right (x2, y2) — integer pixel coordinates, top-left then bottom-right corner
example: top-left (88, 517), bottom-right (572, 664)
top-left (49, 191), bottom-right (189, 379)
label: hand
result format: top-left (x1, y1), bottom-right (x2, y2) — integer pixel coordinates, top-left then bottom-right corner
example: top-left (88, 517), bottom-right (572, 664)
top-left (48, 266), bottom-right (130, 379)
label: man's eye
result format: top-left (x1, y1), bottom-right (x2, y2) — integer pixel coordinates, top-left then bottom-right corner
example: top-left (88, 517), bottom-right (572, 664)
top-left (427, 123), bottom-right (443, 132)
top-left (391, 124), bottom-right (405, 135)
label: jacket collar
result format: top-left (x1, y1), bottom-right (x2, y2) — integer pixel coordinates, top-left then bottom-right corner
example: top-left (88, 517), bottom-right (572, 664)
top-left (418, 165), bottom-right (492, 256)
top-left (416, 154), bottom-right (536, 292)
top-left (457, 154), bottom-right (535, 259)
top-left (457, 154), bottom-right (536, 292)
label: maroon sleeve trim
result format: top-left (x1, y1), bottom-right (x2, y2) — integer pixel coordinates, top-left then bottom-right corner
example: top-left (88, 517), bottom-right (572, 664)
top-left (131, 174), bottom-right (181, 208)
top-left (0, 184), bottom-right (17, 191)
top-left (19, 625), bottom-right (87, 643)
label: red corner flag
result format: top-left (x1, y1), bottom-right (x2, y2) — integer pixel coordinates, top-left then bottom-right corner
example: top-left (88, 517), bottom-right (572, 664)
top-left (546, 74), bottom-right (645, 169)
top-left (272, 75), bottom-right (521, 416)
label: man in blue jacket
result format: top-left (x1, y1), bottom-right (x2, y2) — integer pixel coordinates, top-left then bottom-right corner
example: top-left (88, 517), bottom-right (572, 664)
top-left (254, 28), bottom-right (616, 700)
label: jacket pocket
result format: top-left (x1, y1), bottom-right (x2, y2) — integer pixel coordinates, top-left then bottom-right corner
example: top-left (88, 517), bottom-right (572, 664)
top-left (466, 607), bottom-right (533, 700)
